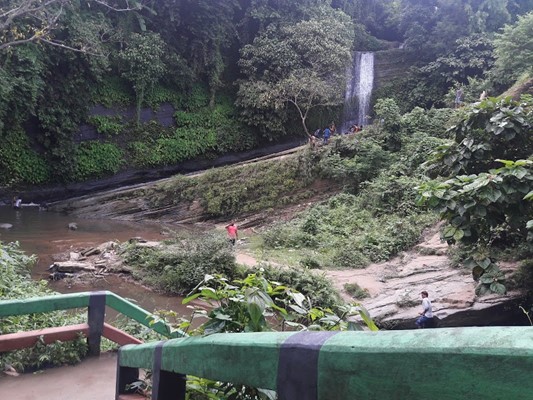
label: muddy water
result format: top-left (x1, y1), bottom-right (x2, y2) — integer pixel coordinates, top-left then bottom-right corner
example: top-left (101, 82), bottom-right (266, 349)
top-left (0, 206), bottom-right (192, 315)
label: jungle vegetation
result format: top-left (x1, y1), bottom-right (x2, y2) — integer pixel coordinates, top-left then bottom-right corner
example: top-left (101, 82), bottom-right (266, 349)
top-left (1, 0), bottom-right (532, 382)
top-left (1, 0), bottom-right (532, 186)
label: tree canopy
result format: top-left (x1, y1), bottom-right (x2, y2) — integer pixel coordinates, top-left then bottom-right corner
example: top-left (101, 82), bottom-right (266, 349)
top-left (237, 6), bottom-right (354, 137)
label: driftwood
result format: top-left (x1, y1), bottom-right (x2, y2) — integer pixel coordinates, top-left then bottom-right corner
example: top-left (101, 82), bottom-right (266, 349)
top-left (82, 247), bottom-right (101, 257)
top-left (52, 261), bottom-right (97, 272)
top-left (135, 241), bottom-right (162, 248)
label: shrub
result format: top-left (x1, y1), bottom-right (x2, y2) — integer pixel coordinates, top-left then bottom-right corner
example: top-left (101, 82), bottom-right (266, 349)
top-left (74, 141), bottom-right (124, 180)
top-left (87, 115), bottom-right (124, 136)
top-left (123, 233), bottom-right (237, 295)
top-left (344, 282), bottom-right (369, 299)
top-left (0, 129), bottom-right (50, 185)
top-left (251, 264), bottom-right (341, 308)
top-left (0, 242), bottom-right (87, 372)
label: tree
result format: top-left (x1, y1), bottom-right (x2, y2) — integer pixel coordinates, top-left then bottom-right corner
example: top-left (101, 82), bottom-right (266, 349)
top-left (0, 0), bottom-right (145, 52)
top-left (417, 97), bottom-right (533, 294)
top-left (118, 32), bottom-right (166, 124)
top-left (421, 34), bottom-right (495, 85)
top-left (237, 6), bottom-right (353, 137)
top-left (429, 97), bottom-right (533, 175)
top-left (148, 0), bottom-right (241, 108)
top-left (493, 12), bottom-right (533, 81)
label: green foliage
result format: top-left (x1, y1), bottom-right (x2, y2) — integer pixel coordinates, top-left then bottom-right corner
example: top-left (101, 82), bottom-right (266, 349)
top-left (493, 12), bottom-right (533, 82)
top-left (88, 115), bottom-right (124, 136)
top-left (463, 256), bottom-right (507, 296)
top-left (145, 84), bottom-right (184, 109)
top-left (179, 272), bottom-right (376, 335)
top-left (118, 32), bottom-right (167, 123)
top-left (374, 98), bottom-right (402, 131)
top-left (91, 76), bottom-right (135, 107)
top-left (401, 107), bottom-right (455, 139)
top-left (262, 190), bottom-right (436, 269)
top-left (183, 84), bottom-right (210, 111)
top-left (123, 233), bottom-right (237, 295)
top-left (429, 97), bottom-right (533, 175)
top-left (177, 156), bottom-right (314, 218)
top-left (74, 141), bottom-right (124, 181)
top-left (256, 265), bottom-right (340, 309)
top-left (317, 136), bottom-right (390, 190)
top-left (148, 268), bottom-right (376, 399)
top-left (237, 6), bottom-right (354, 136)
top-left (0, 128), bottom-right (50, 185)
top-left (0, 242), bottom-right (87, 372)
top-left (421, 34), bottom-right (495, 85)
top-left (0, 45), bottom-right (46, 128)
top-left (128, 95), bottom-right (257, 169)
top-left (418, 159), bottom-right (533, 248)
top-left (418, 159), bottom-right (533, 293)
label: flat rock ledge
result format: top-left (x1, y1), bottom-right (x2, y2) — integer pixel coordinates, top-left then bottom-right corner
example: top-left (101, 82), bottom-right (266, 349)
top-left (327, 231), bottom-right (528, 329)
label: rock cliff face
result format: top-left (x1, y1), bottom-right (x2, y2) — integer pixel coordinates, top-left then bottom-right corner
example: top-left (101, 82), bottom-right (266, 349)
top-left (373, 49), bottom-right (416, 90)
top-left (326, 228), bottom-right (528, 329)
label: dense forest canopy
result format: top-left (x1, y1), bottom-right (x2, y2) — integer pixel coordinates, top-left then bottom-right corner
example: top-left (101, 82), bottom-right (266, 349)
top-left (0, 0), bottom-right (532, 186)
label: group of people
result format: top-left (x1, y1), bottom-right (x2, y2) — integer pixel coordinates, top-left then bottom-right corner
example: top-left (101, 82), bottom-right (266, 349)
top-left (310, 121), bottom-right (363, 148)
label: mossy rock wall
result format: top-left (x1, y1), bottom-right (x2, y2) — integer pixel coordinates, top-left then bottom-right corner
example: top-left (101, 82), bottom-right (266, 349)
top-left (373, 49), bottom-right (415, 90)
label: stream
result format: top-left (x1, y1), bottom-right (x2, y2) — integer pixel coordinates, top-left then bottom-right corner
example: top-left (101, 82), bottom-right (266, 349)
top-left (0, 205), bottom-right (192, 316)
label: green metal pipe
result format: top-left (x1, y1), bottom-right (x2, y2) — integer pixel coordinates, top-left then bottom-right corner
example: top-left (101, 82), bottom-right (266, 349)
top-left (0, 291), bottom-right (92, 317)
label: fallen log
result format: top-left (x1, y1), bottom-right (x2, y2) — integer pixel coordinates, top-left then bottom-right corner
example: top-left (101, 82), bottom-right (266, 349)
top-left (53, 261), bottom-right (97, 272)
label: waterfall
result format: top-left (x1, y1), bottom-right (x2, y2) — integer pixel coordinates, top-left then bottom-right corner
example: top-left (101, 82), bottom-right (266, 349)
top-left (341, 51), bottom-right (374, 132)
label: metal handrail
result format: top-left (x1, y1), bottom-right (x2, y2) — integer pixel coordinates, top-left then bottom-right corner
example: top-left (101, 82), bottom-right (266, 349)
top-left (117, 327), bottom-right (533, 400)
top-left (0, 290), bottom-right (185, 354)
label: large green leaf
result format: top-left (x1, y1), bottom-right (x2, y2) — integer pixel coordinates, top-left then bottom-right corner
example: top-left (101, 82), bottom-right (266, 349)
top-left (490, 282), bottom-right (507, 295)
top-left (453, 228), bottom-right (465, 241)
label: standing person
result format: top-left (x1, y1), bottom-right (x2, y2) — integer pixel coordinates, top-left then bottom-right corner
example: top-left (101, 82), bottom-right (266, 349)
top-left (13, 196), bottom-right (22, 209)
top-left (225, 223), bottom-right (238, 246)
top-left (415, 291), bottom-right (434, 328)
top-left (309, 134), bottom-right (318, 149)
top-left (455, 87), bottom-right (464, 108)
top-left (322, 126), bottom-right (331, 145)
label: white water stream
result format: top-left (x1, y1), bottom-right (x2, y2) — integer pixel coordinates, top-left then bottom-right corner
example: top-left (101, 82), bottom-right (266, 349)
top-left (341, 51), bottom-right (374, 132)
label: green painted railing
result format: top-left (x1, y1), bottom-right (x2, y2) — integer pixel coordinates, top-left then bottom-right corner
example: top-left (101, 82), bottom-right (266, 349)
top-left (0, 291), bottom-right (185, 355)
top-left (117, 327), bottom-right (533, 400)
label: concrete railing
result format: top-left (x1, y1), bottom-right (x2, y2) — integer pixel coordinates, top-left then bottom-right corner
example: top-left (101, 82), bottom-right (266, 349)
top-left (117, 327), bottom-right (533, 400)
top-left (0, 290), bottom-right (185, 355)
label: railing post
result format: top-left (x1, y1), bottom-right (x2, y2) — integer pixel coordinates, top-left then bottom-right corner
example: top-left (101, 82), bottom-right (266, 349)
top-left (151, 341), bottom-right (186, 400)
top-left (116, 349), bottom-right (139, 399)
top-left (87, 291), bottom-right (106, 356)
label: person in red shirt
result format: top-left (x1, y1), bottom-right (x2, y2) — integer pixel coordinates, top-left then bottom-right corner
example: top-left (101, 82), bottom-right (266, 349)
top-left (226, 223), bottom-right (238, 245)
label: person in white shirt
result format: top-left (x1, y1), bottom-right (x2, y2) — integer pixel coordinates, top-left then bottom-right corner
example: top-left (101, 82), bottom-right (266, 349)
top-left (416, 291), bottom-right (434, 328)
